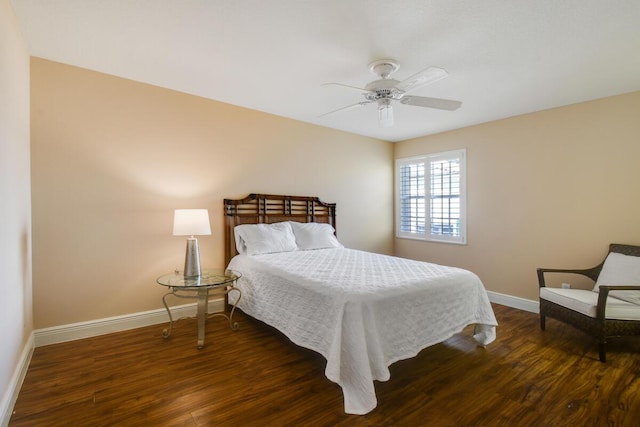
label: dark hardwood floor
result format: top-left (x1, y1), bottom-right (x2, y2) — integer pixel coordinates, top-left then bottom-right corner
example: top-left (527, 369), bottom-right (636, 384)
top-left (10, 304), bottom-right (640, 426)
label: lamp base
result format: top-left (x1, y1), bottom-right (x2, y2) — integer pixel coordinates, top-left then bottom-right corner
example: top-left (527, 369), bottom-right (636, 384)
top-left (184, 237), bottom-right (201, 277)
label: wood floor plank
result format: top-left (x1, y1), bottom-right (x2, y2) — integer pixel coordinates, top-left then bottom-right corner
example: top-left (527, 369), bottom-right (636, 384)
top-left (9, 304), bottom-right (640, 426)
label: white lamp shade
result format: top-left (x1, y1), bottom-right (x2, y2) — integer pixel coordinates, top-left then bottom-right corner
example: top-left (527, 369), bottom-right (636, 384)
top-left (173, 209), bottom-right (211, 236)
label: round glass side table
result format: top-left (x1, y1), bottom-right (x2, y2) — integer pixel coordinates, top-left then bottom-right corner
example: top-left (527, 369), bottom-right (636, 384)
top-left (156, 269), bottom-right (242, 349)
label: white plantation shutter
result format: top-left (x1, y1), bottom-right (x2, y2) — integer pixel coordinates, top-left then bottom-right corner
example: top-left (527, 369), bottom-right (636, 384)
top-left (396, 149), bottom-right (466, 244)
top-left (398, 161), bottom-right (425, 234)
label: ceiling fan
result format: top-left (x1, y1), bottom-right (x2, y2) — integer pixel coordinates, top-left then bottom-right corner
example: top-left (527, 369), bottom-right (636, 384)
top-left (321, 59), bottom-right (462, 127)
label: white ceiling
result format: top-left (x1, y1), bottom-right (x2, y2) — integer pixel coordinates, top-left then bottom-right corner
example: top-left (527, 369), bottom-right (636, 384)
top-left (11, 0), bottom-right (640, 142)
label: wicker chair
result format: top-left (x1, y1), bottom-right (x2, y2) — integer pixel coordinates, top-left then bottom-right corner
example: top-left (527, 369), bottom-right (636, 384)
top-left (537, 243), bottom-right (640, 362)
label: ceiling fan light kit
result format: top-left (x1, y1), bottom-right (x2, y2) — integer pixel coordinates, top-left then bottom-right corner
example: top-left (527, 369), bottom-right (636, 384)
top-left (377, 98), bottom-right (394, 128)
top-left (322, 59), bottom-right (462, 127)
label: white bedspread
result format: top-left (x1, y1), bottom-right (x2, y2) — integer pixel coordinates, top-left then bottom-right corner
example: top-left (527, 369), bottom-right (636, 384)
top-left (227, 248), bottom-right (497, 415)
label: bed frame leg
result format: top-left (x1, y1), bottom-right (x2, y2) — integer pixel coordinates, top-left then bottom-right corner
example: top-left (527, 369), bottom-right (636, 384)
top-left (598, 342), bottom-right (607, 362)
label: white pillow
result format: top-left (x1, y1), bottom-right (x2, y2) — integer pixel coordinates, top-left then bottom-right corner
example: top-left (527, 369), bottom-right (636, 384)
top-left (288, 221), bottom-right (343, 250)
top-left (234, 222), bottom-right (298, 256)
top-left (593, 252), bottom-right (640, 292)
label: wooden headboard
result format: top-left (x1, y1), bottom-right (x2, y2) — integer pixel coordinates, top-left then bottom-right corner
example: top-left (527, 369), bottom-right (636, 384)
top-left (223, 193), bottom-right (337, 266)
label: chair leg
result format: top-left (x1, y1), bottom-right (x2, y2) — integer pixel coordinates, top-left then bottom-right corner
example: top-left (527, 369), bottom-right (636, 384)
top-left (598, 342), bottom-right (606, 363)
top-left (540, 315), bottom-right (546, 331)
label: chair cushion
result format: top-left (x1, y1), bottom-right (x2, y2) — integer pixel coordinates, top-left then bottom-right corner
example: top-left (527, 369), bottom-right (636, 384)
top-left (540, 287), bottom-right (640, 321)
top-left (609, 290), bottom-right (640, 305)
top-left (594, 252), bottom-right (640, 292)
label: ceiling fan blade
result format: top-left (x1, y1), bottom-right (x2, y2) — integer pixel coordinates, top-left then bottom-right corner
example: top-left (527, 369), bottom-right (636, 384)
top-left (395, 67), bottom-right (448, 93)
top-left (321, 82), bottom-right (372, 93)
top-left (319, 101), bottom-right (372, 117)
top-left (400, 95), bottom-right (462, 111)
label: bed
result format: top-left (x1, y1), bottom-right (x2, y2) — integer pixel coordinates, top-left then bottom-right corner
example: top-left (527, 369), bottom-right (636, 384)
top-left (224, 193), bottom-right (498, 415)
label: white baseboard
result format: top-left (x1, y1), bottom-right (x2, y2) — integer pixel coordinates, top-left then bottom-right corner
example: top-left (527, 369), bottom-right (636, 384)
top-left (1, 333), bottom-right (34, 427)
top-left (34, 299), bottom-right (225, 347)
top-left (33, 293), bottom-right (538, 348)
top-left (487, 290), bottom-right (539, 314)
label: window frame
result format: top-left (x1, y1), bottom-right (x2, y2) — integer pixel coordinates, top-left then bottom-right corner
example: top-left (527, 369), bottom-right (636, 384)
top-left (395, 149), bottom-right (467, 245)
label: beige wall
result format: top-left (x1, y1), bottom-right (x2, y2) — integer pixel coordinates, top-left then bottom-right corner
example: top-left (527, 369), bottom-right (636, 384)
top-left (0, 0), bottom-right (32, 417)
top-left (395, 91), bottom-right (640, 301)
top-left (26, 57), bottom-right (640, 328)
top-left (30, 58), bottom-right (393, 329)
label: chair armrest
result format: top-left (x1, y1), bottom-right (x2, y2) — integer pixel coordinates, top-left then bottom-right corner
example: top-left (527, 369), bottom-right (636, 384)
top-left (595, 285), bottom-right (640, 320)
top-left (536, 266), bottom-right (601, 288)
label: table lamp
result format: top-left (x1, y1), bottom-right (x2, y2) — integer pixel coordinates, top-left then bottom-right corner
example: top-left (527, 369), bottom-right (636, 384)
top-left (173, 209), bottom-right (211, 277)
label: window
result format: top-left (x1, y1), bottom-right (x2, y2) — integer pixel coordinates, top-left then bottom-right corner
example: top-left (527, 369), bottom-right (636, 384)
top-left (396, 149), bottom-right (466, 244)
